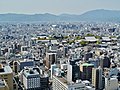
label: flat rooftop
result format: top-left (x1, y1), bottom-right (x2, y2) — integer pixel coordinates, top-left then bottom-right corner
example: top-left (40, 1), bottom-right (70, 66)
top-left (85, 37), bottom-right (98, 42)
top-left (82, 63), bottom-right (94, 67)
top-left (18, 59), bottom-right (33, 63)
top-left (23, 69), bottom-right (39, 78)
top-left (53, 75), bottom-right (86, 88)
top-left (57, 76), bottom-right (68, 84)
top-left (53, 75), bottom-right (73, 85)
top-left (0, 65), bottom-right (13, 75)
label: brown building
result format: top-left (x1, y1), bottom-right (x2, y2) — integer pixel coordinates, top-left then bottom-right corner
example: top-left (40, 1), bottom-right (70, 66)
top-left (0, 79), bottom-right (9, 90)
top-left (0, 64), bottom-right (13, 90)
top-left (45, 52), bottom-right (57, 69)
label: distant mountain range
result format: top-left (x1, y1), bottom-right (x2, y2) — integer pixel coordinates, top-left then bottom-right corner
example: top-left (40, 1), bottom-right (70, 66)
top-left (0, 9), bottom-right (120, 22)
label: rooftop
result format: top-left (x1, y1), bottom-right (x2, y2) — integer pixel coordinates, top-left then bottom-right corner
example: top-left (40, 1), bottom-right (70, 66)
top-left (82, 63), bottom-right (94, 67)
top-left (102, 37), bottom-right (111, 41)
top-left (23, 69), bottom-right (39, 78)
top-left (85, 37), bottom-right (98, 42)
top-left (53, 75), bottom-right (86, 88)
top-left (0, 65), bottom-right (13, 75)
top-left (57, 76), bottom-right (68, 84)
top-left (18, 59), bottom-right (34, 63)
top-left (51, 40), bottom-right (58, 44)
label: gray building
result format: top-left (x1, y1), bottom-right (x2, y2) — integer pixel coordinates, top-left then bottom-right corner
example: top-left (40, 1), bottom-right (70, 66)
top-left (23, 68), bottom-right (40, 90)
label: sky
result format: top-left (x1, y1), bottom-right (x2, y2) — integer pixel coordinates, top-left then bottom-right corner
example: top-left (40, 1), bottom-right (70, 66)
top-left (0, 0), bottom-right (120, 15)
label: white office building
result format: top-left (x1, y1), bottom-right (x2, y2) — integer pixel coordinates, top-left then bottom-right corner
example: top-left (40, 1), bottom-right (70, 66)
top-left (53, 75), bottom-right (87, 90)
top-left (105, 77), bottom-right (118, 90)
top-left (23, 68), bottom-right (40, 90)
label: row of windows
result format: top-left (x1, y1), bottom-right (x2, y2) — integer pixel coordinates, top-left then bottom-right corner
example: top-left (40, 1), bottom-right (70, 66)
top-left (27, 78), bottom-right (40, 81)
top-left (0, 75), bottom-right (8, 77)
top-left (53, 78), bottom-right (67, 90)
top-left (27, 79), bottom-right (40, 89)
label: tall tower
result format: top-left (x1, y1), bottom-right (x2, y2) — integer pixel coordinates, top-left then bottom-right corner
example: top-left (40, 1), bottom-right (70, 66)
top-left (80, 63), bottom-right (94, 81)
top-left (67, 61), bottom-right (80, 82)
top-left (92, 66), bottom-right (103, 90)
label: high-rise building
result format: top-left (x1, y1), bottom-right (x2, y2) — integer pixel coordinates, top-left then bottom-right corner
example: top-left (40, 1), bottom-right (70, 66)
top-left (103, 56), bottom-right (111, 68)
top-left (80, 63), bottom-right (94, 81)
top-left (51, 64), bottom-right (57, 79)
top-left (67, 63), bottom-right (80, 82)
top-left (40, 75), bottom-right (49, 90)
top-left (63, 46), bottom-right (68, 57)
top-left (89, 58), bottom-right (100, 68)
top-left (45, 52), bottom-right (57, 69)
top-left (13, 59), bottom-right (34, 74)
top-left (84, 52), bottom-right (93, 61)
top-left (109, 66), bottom-right (118, 77)
top-left (92, 67), bottom-right (103, 90)
top-left (100, 56), bottom-right (111, 68)
top-left (0, 64), bottom-right (13, 90)
top-left (23, 68), bottom-right (41, 90)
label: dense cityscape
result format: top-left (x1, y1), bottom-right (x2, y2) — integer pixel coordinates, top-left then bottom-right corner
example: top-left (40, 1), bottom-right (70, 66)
top-left (0, 22), bottom-right (119, 90)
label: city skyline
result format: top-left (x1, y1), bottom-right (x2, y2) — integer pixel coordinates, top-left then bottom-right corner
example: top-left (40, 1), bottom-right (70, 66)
top-left (0, 0), bottom-right (120, 15)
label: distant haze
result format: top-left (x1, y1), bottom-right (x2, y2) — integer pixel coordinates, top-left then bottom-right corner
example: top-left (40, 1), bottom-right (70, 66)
top-left (0, 9), bottom-right (120, 22)
top-left (0, 0), bottom-right (120, 14)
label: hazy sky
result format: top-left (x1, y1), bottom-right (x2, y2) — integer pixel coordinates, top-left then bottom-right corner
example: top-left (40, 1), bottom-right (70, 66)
top-left (0, 0), bottom-right (120, 15)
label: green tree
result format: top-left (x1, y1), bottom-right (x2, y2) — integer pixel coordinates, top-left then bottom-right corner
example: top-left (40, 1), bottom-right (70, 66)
top-left (75, 36), bottom-right (81, 40)
top-left (80, 41), bottom-right (88, 46)
top-left (96, 40), bottom-right (101, 44)
top-left (95, 36), bottom-right (101, 39)
top-left (86, 34), bottom-right (94, 36)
